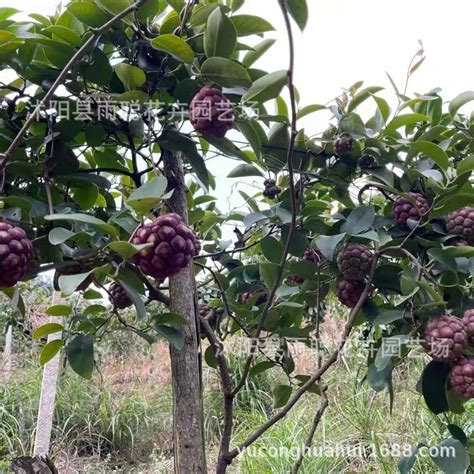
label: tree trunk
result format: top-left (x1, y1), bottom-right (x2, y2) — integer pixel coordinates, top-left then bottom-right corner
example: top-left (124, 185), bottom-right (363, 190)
top-left (33, 296), bottom-right (62, 458)
top-left (162, 148), bottom-right (207, 473)
top-left (2, 324), bottom-right (13, 381)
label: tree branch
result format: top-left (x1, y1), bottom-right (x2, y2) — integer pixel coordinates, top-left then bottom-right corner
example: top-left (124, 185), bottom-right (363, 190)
top-left (229, 252), bottom-right (379, 458)
top-left (231, 0), bottom-right (299, 398)
top-left (0, 0), bottom-right (150, 171)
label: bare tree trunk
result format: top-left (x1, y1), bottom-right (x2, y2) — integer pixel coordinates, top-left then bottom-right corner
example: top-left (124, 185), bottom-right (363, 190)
top-left (33, 294), bottom-right (62, 457)
top-left (2, 324), bottom-right (13, 381)
top-left (163, 148), bottom-right (207, 473)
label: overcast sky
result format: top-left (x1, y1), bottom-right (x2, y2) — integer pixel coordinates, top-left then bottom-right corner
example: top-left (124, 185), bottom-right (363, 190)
top-left (2, 0), bottom-right (473, 231)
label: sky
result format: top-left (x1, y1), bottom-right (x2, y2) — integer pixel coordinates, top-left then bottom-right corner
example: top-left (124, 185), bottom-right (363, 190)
top-left (2, 0), bottom-right (473, 233)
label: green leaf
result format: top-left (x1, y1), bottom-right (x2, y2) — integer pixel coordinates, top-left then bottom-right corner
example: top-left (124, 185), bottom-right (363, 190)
top-left (231, 15), bottom-right (275, 36)
top-left (406, 141), bottom-right (449, 171)
top-left (398, 440), bottom-right (429, 474)
top-left (204, 345), bottom-right (218, 368)
top-left (40, 339), bottom-right (64, 366)
top-left (428, 248), bottom-right (458, 272)
top-left (204, 7), bottom-right (237, 58)
top-left (96, 0), bottom-right (133, 24)
top-left (200, 57), bottom-right (252, 88)
top-left (249, 360), bottom-right (276, 377)
top-left (0, 8), bottom-right (18, 21)
top-left (155, 325), bottom-right (184, 349)
top-left (227, 163), bottom-right (263, 178)
top-left (347, 86), bottom-right (384, 113)
top-left (457, 154), bottom-right (474, 176)
top-left (157, 131), bottom-right (210, 189)
top-left (59, 272), bottom-right (93, 295)
top-left (44, 25), bottom-right (82, 47)
top-left (107, 241), bottom-right (152, 260)
top-left (46, 305), bottom-right (72, 317)
top-left (236, 120), bottom-right (262, 158)
top-left (73, 183), bottom-right (99, 211)
top-left (68, 2), bottom-right (110, 28)
top-left (261, 236), bottom-right (284, 264)
top-left (242, 70), bottom-right (288, 104)
top-left (287, 0), bottom-right (308, 31)
top-left (137, 0), bottom-right (166, 22)
top-left (151, 34), bottom-right (195, 64)
top-left (374, 310), bottom-right (405, 325)
top-left (260, 262), bottom-right (279, 289)
top-left (119, 280), bottom-right (147, 320)
top-left (297, 104), bottom-right (326, 120)
top-left (243, 39), bottom-right (276, 67)
top-left (430, 438), bottom-right (469, 473)
top-left (84, 289), bottom-right (102, 300)
top-left (449, 91), bottom-right (474, 117)
top-left (115, 63), bottom-right (146, 90)
top-left (84, 305), bottom-right (107, 315)
top-left (85, 125), bottom-right (106, 147)
top-left (383, 113), bottom-right (429, 135)
top-left (67, 334), bottom-right (94, 379)
top-left (126, 176), bottom-right (168, 214)
top-left (315, 233), bottom-right (346, 260)
top-left (341, 206), bottom-right (375, 235)
top-left (45, 213), bottom-right (118, 236)
top-left (273, 384), bottom-right (292, 408)
top-left (421, 361), bottom-right (450, 415)
top-left (48, 228), bottom-right (77, 245)
top-left (32, 323), bottom-right (64, 340)
top-left (155, 312), bottom-right (188, 326)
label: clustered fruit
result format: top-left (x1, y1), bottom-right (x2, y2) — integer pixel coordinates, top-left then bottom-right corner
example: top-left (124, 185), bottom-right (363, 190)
top-left (263, 179), bottom-right (281, 200)
top-left (335, 244), bottom-right (374, 308)
top-left (332, 133), bottom-right (355, 157)
top-left (132, 213), bottom-right (199, 279)
top-left (392, 192), bottom-right (430, 229)
top-left (421, 311), bottom-right (474, 399)
top-left (286, 248), bottom-right (324, 286)
top-left (446, 207), bottom-right (474, 243)
top-left (0, 220), bottom-right (34, 288)
top-left (189, 87), bottom-right (235, 138)
top-left (109, 283), bottom-right (132, 310)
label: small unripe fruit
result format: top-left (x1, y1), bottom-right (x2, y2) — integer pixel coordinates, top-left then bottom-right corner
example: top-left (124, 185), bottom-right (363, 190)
top-left (336, 279), bottom-right (364, 308)
top-left (421, 315), bottom-right (468, 363)
top-left (450, 358), bottom-right (474, 399)
top-left (0, 220), bottom-right (34, 288)
top-left (109, 283), bottom-right (132, 310)
top-left (333, 134), bottom-right (354, 157)
top-left (189, 87), bottom-right (235, 138)
top-left (446, 208), bottom-right (474, 243)
top-left (132, 214), bottom-right (199, 279)
top-left (463, 309), bottom-right (474, 344)
top-left (337, 244), bottom-right (374, 281)
top-left (392, 192), bottom-right (430, 229)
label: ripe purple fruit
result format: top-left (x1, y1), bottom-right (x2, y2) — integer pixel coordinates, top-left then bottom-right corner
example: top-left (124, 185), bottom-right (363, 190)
top-left (189, 87), bottom-right (235, 138)
top-left (358, 154), bottom-right (376, 169)
top-left (450, 358), bottom-right (474, 399)
top-left (336, 244), bottom-right (374, 281)
top-left (446, 208), bottom-right (474, 243)
top-left (263, 179), bottom-right (281, 200)
top-left (109, 283), bottom-right (132, 310)
top-left (0, 221), bottom-right (34, 288)
top-left (463, 309), bottom-right (474, 344)
top-left (239, 290), bottom-right (267, 306)
top-left (333, 134), bottom-right (354, 157)
top-left (392, 193), bottom-right (430, 229)
top-left (336, 280), bottom-right (365, 308)
top-left (421, 315), bottom-right (468, 363)
top-left (132, 214), bottom-right (199, 279)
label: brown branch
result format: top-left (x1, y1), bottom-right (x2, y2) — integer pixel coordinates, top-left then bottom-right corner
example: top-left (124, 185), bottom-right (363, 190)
top-left (229, 252), bottom-right (379, 459)
top-left (231, 0), bottom-right (299, 398)
top-left (290, 391), bottom-right (329, 474)
top-left (0, 0), bottom-right (150, 172)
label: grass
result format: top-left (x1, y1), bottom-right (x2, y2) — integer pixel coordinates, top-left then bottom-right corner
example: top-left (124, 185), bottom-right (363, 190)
top-left (1, 322), bottom-right (473, 473)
